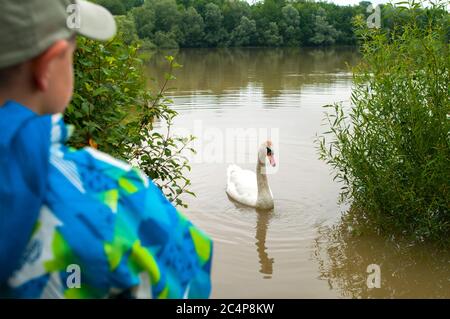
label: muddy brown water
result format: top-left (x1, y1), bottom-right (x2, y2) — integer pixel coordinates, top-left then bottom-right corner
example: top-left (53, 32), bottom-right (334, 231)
top-left (147, 47), bottom-right (450, 298)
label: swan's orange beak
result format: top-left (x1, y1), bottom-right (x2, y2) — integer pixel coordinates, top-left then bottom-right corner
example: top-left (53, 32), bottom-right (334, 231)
top-left (268, 155), bottom-right (276, 167)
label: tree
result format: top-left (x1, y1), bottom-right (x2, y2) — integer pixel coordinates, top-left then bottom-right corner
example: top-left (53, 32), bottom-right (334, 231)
top-left (181, 7), bottom-right (205, 47)
top-left (333, 6), bottom-right (356, 45)
top-left (112, 0), bottom-right (446, 48)
top-left (95, 0), bottom-right (126, 15)
top-left (115, 14), bottom-right (139, 45)
top-left (229, 16), bottom-right (257, 47)
top-left (203, 3), bottom-right (228, 47)
top-left (262, 22), bottom-right (283, 47)
top-left (222, 0), bottom-right (251, 33)
top-left (154, 30), bottom-right (179, 49)
top-left (150, 0), bottom-right (181, 33)
top-left (132, 0), bottom-right (182, 47)
top-left (132, 5), bottom-right (155, 39)
top-left (311, 8), bottom-right (340, 46)
top-left (296, 2), bottom-right (316, 46)
top-left (280, 4), bottom-right (301, 46)
top-left (123, 0), bottom-right (144, 11)
top-left (259, 0), bottom-right (285, 24)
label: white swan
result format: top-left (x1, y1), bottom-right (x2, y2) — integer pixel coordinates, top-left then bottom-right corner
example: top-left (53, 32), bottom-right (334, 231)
top-left (226, 141), bottom-right (276, 210)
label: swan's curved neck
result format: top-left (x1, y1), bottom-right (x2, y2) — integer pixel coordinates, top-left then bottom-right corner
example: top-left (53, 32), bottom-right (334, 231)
top-left (256, 160), bottom-right (270, 197)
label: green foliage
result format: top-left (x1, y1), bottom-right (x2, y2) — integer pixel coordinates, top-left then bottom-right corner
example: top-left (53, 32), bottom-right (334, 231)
top-left (115, 14), bottom-right (139, 45)
top-left (222, 0), bottom-right (251, 33)
top-left (203, 3), bottom-right (227, 47)
top-left (131, 0), bottom-right (182, 48)
top-left (95, 0), bottom-right (126, 15)
top-left (229, 16), bottom-right (257, 47)
top-left (262, 22), bottom-right (283, 47)
top-left (154, 31), bottom-right (179, 49)
top-left (181, 7), bottom-right (205, 47)
top-left (280, 4), bottom-right (301, 47)
top-left (131, 4), bottom-right (155, 39)
top-left (109, 0), bottom-right (448, 48)
top-left (94, 0), bottom-right (143, 14)
top-left (317, 7), bottom-right (450, 245)
top-left (311, 8), bottom-right (340, 46)
top-left (65, 34), bottom-right (195, 207)
top-left (139, 38), bottom-right (157, 50)
top-left (150, 0), bottom-right (181, 33)
top-left (254, 0), bottom-right (285, 25)
top-left (124, 0), bottom-right (144, 11)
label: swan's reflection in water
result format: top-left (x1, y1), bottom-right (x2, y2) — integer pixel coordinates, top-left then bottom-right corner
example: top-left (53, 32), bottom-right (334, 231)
top-left (227, 196), bottom-right (276, 279)
top-left (255, 209), bottom-right (274, 279)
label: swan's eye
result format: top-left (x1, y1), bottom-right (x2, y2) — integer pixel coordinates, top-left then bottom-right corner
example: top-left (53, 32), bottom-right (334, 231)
top-left (266, 147), bottom-right (273, 156)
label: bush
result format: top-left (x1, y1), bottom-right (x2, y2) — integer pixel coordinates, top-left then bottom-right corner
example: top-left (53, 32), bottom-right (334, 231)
top-left (317, 5), bottom-right (449, 245)
top-left (65, 34), bottom-right (195, 207)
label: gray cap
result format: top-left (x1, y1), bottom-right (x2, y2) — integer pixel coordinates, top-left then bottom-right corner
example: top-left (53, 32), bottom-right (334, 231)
top-left (0, 0), bottom-right (117, 69)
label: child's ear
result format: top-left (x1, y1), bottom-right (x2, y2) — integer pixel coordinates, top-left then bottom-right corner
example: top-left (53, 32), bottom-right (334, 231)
top-left (31, 40), bottom-right (70, 91)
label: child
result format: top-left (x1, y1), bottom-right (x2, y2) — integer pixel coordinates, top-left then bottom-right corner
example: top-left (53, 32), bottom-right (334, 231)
top-left (0, 0), bottom-right (212, 298)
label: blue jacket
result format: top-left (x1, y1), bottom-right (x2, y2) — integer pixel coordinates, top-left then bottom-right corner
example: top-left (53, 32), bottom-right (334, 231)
top-left (0, 101), bottom-right (212, 298)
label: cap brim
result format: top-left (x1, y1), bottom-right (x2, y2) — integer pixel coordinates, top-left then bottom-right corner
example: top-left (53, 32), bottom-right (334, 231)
top-left (73, 0), bottom-right (117, 41)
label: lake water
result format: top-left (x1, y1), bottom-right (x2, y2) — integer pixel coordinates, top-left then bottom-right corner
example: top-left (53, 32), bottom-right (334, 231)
top-left (147, 47), bottom-right (450, 298)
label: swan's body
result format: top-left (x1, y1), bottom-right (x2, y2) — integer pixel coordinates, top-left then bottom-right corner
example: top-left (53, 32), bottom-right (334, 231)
top-left (226, 142), bottom-right (276, 210)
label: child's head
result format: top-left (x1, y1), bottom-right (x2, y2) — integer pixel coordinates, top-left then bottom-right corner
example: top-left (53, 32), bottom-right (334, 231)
top-left (0, 37), bottom-right (77, 115)
top-left (0, 0), bottom-right (116, 114)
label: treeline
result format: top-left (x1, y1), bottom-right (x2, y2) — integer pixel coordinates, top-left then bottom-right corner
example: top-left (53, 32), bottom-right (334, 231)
top-left (94, 0), bottom-right (447, 48)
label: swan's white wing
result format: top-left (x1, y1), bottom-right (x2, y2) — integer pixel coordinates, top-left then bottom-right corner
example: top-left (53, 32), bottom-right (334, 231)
top-left (226, 164), bottom-right (257, 207)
